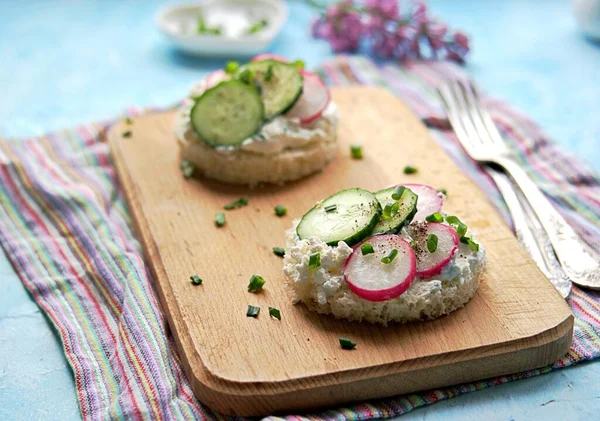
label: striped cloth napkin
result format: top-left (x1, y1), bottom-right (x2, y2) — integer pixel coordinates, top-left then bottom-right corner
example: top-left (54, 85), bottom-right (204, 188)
top-left (1, 55), bottom-right (599, 421)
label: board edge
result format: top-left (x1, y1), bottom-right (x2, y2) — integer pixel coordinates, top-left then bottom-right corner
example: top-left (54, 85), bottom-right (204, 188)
top-left (184, 312), bottom-right (573, 415)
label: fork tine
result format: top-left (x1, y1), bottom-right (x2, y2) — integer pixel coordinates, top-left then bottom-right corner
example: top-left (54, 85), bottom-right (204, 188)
top-left (466, 81), bottom-right (505, 147)
top-left (449, 80), bottom-right (485, 149)
top-left (437, 83), bottom-right (477, 152)
top-left (458, 80), bottom-right (497, 147)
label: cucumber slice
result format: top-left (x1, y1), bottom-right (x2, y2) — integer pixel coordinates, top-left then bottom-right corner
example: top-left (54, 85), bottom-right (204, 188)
top-left (242, 60), bottom-right (303, 119)
top-left (372, 186), bottom-right (418, 234)
top-left (190, 80), bottom-right (264, 147)
top-left (296, 188), bottom-right (381, 247)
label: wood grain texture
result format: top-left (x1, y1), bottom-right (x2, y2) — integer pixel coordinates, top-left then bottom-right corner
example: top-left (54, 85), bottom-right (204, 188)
top-left (109, 87), bottom-right (574, 416)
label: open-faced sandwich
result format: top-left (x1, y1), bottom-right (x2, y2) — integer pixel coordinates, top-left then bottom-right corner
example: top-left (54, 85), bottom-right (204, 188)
top-left (283, 184), bottom-right (486, 325)
top-left (175, 55), bottom-right (338, 186)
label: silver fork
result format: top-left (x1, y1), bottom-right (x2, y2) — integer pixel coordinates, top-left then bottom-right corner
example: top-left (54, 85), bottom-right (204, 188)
top-left (438, 79), bottom-right (600, 290)
top-left (434, 88), bottom-right (570, 298)
top-left (437, 91), bottom-right (571, 297)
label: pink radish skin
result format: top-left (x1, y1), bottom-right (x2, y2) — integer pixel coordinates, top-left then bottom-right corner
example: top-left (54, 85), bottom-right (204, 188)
top-left (343, 235), bottom-right (417, 302)
top-left (414, 223), bottom-right (459, 278)
top-left (251, 54), bottom-right (288, 63)
top-left (403, 184), bottom-right (444, 221)
top-left (284, 70), bottom-right (331, 125)
top-left (201, 70), bottom-right (228, 91)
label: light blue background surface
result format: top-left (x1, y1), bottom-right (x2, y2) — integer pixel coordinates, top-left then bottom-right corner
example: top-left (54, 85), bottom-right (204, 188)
top-left (1, 1), bottom-right (599, 420)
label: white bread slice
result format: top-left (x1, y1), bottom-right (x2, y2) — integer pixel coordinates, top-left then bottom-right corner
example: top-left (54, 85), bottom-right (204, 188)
top-left (177, 128), bottom-right (337, 186)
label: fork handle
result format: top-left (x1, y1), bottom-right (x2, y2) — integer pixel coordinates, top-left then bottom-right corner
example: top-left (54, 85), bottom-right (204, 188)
top-left (488, 169), bottom-right (571, 297)
top-left (498, 157), bottom-right (600, 289)
top-left (520, 192), bottom-right (572, 298)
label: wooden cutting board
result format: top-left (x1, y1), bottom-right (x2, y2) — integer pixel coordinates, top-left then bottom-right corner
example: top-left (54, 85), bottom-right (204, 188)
top-left (109, 87), bottom-right (573, 416)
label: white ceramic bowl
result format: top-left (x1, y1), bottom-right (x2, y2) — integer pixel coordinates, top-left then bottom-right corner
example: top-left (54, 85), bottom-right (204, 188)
top-left (573, 0), bottom-right (600, 39)
top-left (157, 0), bottom-right (288, 56)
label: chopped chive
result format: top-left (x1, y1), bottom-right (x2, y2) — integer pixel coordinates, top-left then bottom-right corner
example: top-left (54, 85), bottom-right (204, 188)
top-left (292, 59), bottom-right (305, 70)
top-left (350, 144), bottom-right (363, 159)
top-left (403, 165), bottom-right (418, 174)
top-left (247, 274), bottom-right (266, 293)
top-left (324, 204), bottom-right (337, 213)
top-left (247, 19), bottom-right (268, 34)
top-left (382, 202), bottom-right (399, 219)
top-left (224, 61), bottom-right (239, 74)
top-left (273, 247), bottom-right (286, 257)
top-left (268, 306), bottom-right (281, 320)
top-left (381, 248), bottom-right (398, 264)
top-left (339, 338), bottom-right (356, 350)
top-left (246, 305), bottom-right (260, 318)
top-left (410, 239), bottom-right (416, 249)
top-left (238, 68), bottom-right (255, 84)
top-left (445, 215), bottom-right (461, 225)
top-left (122, 130), bottom-right (132, 138)
top-left (264, 64), bottom-right (274, 81)
top-left (446, 215), bottom-right (468, 237)
top-left (180, 160), bottom-right (196, 179)
top-left (382, 202), bottom-right (393, 220)
top-left (438, 188), bottom-right (447, 196)
top-left (460, 236), bottom-right (480, 251)
top-left (190, 275), bottom-right (203, 285)
top-left (308, 252), bottom-right (321, 269)
top-left (425, 212), bottom-right (444, 223)
top-left (197, 17), bottom-right (222, 35)
top-left (214, 212), bottom-right (226, 227)
top-left (427, 234), bottom-right (438, 253)
top-left (182, 167), bottom-right (195, 179)
top-left (224, 197), bottom-right (249, 210)
top-left (125, 117), bottom-right (133, 125)
top-left (390, 201), bottom-right (400, 217)
top-left (391, 185), bottom-right (406, 200)
top-left (361, 243), bottom-right (374, 255)
top-left (274, 205), bottom-right (287, 217)
top-left (197, 16), bottom-right (206, 32)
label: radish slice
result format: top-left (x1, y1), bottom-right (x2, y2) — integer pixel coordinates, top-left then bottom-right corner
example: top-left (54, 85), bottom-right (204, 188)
top-left (343, 235), bottom-right (416, 302)
top-left (251, 54), bottom-right (288, 63)
top-left (403, 184), bottom-right (444, 221)
top-left (202, 69), bottom-right (228, 90)
top-left (284, 70), bottom-right (330, 125)
top-left (411, 222), bottom-right (459, 278)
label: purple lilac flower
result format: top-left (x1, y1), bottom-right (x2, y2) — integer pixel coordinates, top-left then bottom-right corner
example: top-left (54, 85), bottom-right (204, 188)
top-left (454, 31), bottom-right (470, 49)
top-left (365, 0), bottom-right (399, 19)
top-left (313, 1), bottom-right (363, 52)
top-left (311, 0), bottom-right (470, 64)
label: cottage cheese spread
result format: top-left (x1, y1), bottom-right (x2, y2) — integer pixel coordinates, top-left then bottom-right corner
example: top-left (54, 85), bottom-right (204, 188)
top-left (175, 81), bottom-right (339, 156)
top-left (283, 220), bottom-right (486, 325)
